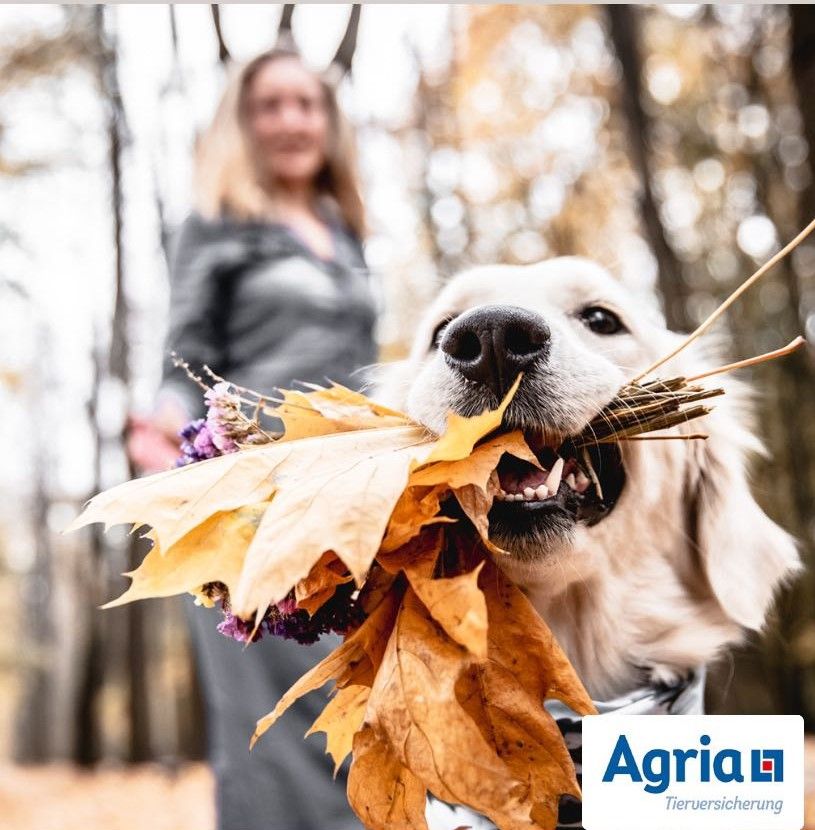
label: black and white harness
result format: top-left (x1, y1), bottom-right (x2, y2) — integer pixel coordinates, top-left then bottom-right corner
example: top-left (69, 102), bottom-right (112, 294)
top-left (425, 668), bottom-right (707, 830)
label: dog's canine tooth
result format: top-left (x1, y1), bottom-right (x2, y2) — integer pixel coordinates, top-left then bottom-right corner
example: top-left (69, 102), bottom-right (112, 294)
top-left (534, 484), bottom-right (549, 500)
top-left (545, 457), bottom-right (564, 493)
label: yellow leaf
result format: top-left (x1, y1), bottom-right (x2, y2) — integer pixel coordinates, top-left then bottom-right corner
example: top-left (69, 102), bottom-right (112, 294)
top-left (420, 374), bottom-right (521, 465)
top-left (102, 504), bottom-right (266, 608)
top-left (410, 429), bottom-right (539, 491)
top-left (68, 447), bottom-right (292, 553)
top-left (268, 384), bottom-right (410, 441)
top-left (307, 684), bottom-right (370, 776)
top-left (232, 426), bottom-right (432, 618)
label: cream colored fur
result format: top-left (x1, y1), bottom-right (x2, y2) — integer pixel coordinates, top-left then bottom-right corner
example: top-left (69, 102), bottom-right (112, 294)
top-left (376, 257), bottom-right (800, 700)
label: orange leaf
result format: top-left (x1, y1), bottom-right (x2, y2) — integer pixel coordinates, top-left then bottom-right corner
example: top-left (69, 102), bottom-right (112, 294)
top-left (348, 725), bottom-right (428, 830)
top-left (252, 587), bottom-right (400, 747)
top-left (295, 552), bottom-right (352, 615)
top-left (480, 561), bottom-right (595, 715)
top-left (307, 684), bottom-right (370, 776)
top-left (361, 588), bottom-right (533, 828)
top-left (406, 562), bottom-right (488, 659)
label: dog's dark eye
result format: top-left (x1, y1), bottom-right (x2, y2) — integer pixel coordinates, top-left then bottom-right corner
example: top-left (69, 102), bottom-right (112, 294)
top-left (579, 306), bottom-right (626, 335)
top-left (430, 317), bottom-right (454, 349)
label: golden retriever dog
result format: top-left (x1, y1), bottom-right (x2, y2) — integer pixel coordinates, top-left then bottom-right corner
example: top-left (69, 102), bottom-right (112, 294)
top-left (377, 256), bottom-right (800, 702)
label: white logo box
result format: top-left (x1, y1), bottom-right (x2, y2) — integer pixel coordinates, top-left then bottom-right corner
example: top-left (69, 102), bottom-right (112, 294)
top-left (582, 715), bottom-right (804, 830)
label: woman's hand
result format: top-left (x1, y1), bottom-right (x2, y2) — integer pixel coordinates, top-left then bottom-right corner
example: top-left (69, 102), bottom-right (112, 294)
top-left (127, 400), bottom-right (190, 474)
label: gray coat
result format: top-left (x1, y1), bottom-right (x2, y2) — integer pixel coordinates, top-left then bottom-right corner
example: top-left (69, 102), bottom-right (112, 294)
top-left (162, 212), bottom-right (377, 416)
top-left (162, 213), bottom-right (376, 830)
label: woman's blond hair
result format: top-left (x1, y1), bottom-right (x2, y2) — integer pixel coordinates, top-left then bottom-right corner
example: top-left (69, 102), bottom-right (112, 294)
top-left (194, 49), bottom-right (365, 238)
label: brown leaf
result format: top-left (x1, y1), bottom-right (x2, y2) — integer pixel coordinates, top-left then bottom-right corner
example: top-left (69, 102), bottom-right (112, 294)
top-left (362, 588), bottom-right (533, 828)
top-left (252, 586), bottom-right (400, 747)
top-left (295, 552), bottom-right (352, 615)
top-left (455, 660), bottom-right (580, 829)
top-left (307, 684), bottom-right (370, 776)
top-left (480, 561), bottom-right (595, 715)
top-left (348, 725), bottom-right (428, 830)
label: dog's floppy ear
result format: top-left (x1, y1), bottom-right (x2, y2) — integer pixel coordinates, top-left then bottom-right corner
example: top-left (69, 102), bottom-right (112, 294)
top-left (687, 386), bottom-right (800, 630)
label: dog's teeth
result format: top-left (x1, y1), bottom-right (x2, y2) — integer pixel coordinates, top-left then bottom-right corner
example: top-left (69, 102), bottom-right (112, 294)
top-left (534, 484), bottom-right (549, 500)
top-left (546, 458), bottom-right (564, 493)
top-left (523, 487), bottom-right (535, 500)
top-left (575, 471), bottom-right (590, 493)
top-left (566, 473), bottom-right (577, 491)
top-left (513, 493), bottom-right (524, 502)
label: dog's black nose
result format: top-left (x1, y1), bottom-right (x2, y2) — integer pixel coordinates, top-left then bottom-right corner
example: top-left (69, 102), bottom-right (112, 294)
top-left (440, 304), bottom-right (550, 398)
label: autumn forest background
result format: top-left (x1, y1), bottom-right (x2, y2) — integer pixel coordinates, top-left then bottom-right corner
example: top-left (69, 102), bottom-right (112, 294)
top-left (1, 4), bottom-right (814, 827)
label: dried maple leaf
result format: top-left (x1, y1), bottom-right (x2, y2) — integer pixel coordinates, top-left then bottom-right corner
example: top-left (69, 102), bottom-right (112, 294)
top-left (348, 724), bottom-right (429, 830)
top-left (269, 384), bottom-right (410, 441)
top-left (294, 552), bottom-right (353, 615)
top-left (360, 587), bottom-right (533, 828)
top-left (102, 504), bottom-right (266, 608)
top-left (306, 683), bottom-right (370, 776)
top-left (69, 378), bottom-right (596, 830)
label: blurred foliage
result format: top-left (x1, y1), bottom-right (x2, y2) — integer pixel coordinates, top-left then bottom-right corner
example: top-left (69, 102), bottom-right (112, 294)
top-left (1, 3), bottom-right (814, 769)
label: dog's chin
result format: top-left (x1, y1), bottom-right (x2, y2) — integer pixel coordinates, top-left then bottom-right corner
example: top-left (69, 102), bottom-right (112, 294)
top-left (487, 435), bottom-right (627, 564)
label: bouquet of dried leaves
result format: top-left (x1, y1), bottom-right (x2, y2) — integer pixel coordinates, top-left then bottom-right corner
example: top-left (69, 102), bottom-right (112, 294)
top-left (68, 219), bottom-right (813, 830)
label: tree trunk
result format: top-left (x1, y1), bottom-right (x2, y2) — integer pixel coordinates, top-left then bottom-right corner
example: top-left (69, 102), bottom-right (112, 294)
top-left (605, 5), bottom-right (691, 332)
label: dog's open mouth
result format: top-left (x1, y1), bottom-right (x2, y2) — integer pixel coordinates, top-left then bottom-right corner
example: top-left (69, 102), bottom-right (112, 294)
top-left (488, 428), bottom-right (626, 542)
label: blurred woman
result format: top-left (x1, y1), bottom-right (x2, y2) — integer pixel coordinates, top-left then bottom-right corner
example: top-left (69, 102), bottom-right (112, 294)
top-left (129, 48), bottom-right (375, 830)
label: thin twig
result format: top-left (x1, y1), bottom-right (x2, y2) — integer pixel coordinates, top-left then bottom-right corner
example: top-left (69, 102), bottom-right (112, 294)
top-left (620, 433), bottom-right (708, 442)
top-left (171, 353), bottom-right (209, 392)
top-left (631, 216), bottom-right (815, 382)
top-left (684, 336), bottom-right (806, 383)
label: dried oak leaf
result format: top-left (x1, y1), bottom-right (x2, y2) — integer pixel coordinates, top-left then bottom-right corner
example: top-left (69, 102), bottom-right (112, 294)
top-left (380, 528), bottom-right (488, 659)
top-left (295, 552), bottom-right (353, 615)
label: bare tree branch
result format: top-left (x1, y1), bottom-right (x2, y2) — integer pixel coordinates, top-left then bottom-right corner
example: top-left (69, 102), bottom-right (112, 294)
top-left (278, 4), bottom-right (294, 37)
top-left (210, 4), bottom-right (230, 64)
top-left (330, 4), bottom-right (362, 76)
